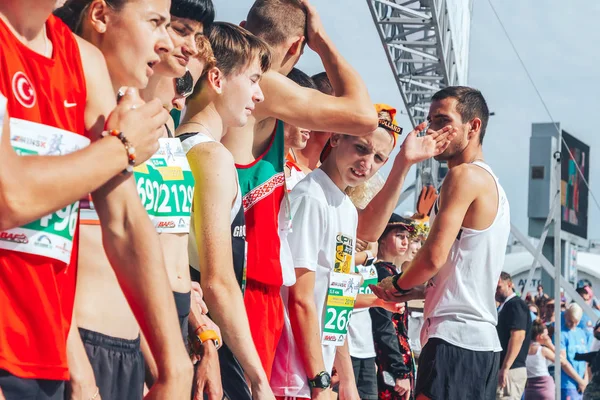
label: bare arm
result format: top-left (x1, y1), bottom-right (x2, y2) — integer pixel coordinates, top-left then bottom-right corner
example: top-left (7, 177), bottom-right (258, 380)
top-left (66, 314), bottom-right (99, 400)
top-left (256, 69), bottom-right (375, 135)
top-left (186, 142), bottom-right (270, 390)
top-left (289, 268), bottom-right (331, 398)
top-left (542, 347), bottom-right (586, 386)
top-left (395, 165), bottom-right (479, 290)
top-left (333, 341), bottom-right (360, 400)
top-left (0, 37), bottom-right (163, 231)
top-left (255, 1), bottom-right (376, 135)
top-left (501, 330), bottom-right (526, 371)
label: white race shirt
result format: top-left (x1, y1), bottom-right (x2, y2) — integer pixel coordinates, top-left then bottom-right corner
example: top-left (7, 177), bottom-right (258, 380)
top-left (271, 169), bottom-right (358, 398)
top-left (421, 161), bottom-right (510, 352)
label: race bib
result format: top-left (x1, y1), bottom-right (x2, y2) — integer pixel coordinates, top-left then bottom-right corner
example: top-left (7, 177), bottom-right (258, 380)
top-left (134, 138), bottom-right (194, 233)
top-left (322, 272), bottom-right (361, 346)
top-left (334, 233), bottom-right (354, 273)
top-left (357, 264), bottom-right (378, 295)
top-left (0, 118), bottom-right (90, 263)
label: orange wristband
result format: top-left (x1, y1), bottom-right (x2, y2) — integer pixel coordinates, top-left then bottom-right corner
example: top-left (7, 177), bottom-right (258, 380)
top-left (198, 329), bottom-right (221, 350)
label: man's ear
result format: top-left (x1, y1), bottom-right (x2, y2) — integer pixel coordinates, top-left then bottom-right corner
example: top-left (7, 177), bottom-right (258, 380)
top-left (206, 67), bottom-right (224, 94)
top-left (287, 36), bottom-right (305, 56)
top-left (240, 20), bottom-right (246, 28)
top-left (329, 133), bottom-right (344, 148)
top-left (467, 117), bottom-right (482, 141)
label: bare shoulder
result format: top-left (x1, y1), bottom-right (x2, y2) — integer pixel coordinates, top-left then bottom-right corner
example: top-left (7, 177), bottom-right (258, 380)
top-left (186, 140), bottom-right (235, 174)
top-left (74, 36), bottom-right (107, 74)
top-left (529, 342), bottom-right (540, 355)
top-left (438, 163), bottom-right (490, 208)
top-left (443, 163), bottom-right (493, 192)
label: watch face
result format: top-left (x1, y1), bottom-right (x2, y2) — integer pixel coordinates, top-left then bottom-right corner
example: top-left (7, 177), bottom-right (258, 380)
top-left (319, 373), bottom-right (331, 387)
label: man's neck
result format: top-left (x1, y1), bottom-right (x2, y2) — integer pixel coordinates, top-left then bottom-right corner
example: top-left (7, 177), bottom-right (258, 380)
top-left (179, 101), bottom-right (224, 142)
top-left (447, 146), bottom-right (485, 169)
top-left (501, 292), bottom-right (517, 307)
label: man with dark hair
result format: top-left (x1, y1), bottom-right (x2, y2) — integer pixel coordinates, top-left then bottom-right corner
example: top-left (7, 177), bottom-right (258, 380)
top-left (371, 86), bottom-right (511, 400)
top-left (431, 86), bottom-right (489, 144)
top-left (221, 0), bottom-right (378, 379)
top-left (495, 272), bottom-right (532, 400)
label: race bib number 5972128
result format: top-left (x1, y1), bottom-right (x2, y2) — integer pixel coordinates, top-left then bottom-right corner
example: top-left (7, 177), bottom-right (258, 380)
top-left (134, 138), bottom-right (194, 233)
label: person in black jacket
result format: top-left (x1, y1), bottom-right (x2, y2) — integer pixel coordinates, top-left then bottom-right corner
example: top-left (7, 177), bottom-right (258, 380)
top-left (370, 214), bottom-right (415, 400)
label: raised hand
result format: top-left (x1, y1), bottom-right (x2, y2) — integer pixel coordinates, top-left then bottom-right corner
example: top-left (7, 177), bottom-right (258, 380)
top-left (298, 0), bottom-right (328, 50)
top-left (398, 122), bottom-right (457, 165)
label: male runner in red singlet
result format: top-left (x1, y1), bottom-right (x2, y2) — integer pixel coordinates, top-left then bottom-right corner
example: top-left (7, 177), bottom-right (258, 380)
top-left (220, 0), bottom-right (378, 378)
top-left (0, 0), bottom-right (192, 398)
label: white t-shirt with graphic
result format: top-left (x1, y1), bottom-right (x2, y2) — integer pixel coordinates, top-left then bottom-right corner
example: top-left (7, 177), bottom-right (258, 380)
top-left (271, 168), bottom-right (358, 398)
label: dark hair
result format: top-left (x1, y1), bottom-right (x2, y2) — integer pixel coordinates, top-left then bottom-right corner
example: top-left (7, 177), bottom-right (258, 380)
top-left (537, 284), bottom-right (543, 289)
top-left (54, 0), bottom-right (127, 35)
top-left (245, 0), bottom-right (307, 46)
top-left (531, 319), bottom-right (547, 340)
top-left (499, 271), bottom-right (512, 282)
top-left (55, 0), bottom-right (215, 35)
top-left (431, 86), bottom-right (489, 144)
top-left (378, 216), bottom-right (414, 244)
top-left (170, 0), bottom-right (215, 32)
top-left (577, 287), bottom-right (589, 297)
top-left (287, 68), bottom-right (316, 90)
top-left (312, 72), bottom-right (334, 95)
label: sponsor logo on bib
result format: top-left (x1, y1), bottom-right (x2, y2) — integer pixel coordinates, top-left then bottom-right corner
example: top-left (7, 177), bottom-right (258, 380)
top-left (0, 232), bottom-right (28, 244)
top-left (34, 235), bottom-right (53, 249)
top-left (157, 221), bottom-right (176, 229)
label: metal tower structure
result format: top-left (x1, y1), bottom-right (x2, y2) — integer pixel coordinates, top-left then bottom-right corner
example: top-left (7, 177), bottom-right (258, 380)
top-left (366, 0), bottom-right (473, 201)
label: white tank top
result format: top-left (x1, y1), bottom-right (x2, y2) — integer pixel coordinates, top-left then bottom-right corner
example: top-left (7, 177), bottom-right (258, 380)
top-left (179, 133), bottom-right (242, 271)
top-left (421, 161), bottom-right (510, 352)
top-left (526, 345), bottom-right (550, 378)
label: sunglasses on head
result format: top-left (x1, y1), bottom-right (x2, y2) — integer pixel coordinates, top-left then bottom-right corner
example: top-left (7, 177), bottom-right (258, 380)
top-left (175, 70), bottom-right (194, 98)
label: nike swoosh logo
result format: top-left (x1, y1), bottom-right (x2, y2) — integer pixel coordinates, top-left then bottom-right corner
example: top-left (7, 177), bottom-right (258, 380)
top-left (64, 100), bottom-right (77, 108)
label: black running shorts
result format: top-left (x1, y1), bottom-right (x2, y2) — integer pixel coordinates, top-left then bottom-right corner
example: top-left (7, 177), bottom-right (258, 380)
top-left (79, 328), bottom-right (144, 400)
top-left (415, 338), bottom-right (500, 400)
top-left (0, 370), bottom-right (64, 400)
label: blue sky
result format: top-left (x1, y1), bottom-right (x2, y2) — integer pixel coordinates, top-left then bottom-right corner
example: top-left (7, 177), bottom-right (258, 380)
top-left (214, 0), bottom-right (600, 240)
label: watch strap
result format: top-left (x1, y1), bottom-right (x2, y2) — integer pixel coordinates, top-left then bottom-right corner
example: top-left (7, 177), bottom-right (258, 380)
top-left (392, 273), bottom-right (411, 295)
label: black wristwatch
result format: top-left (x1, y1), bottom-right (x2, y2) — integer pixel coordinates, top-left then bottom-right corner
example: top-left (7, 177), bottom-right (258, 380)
top-left (392, 272), bottom-right (412, 295)
top-left (364, 250), bottom-right (375, 266)
top-left (308, 371), bottom-right (331, 389)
